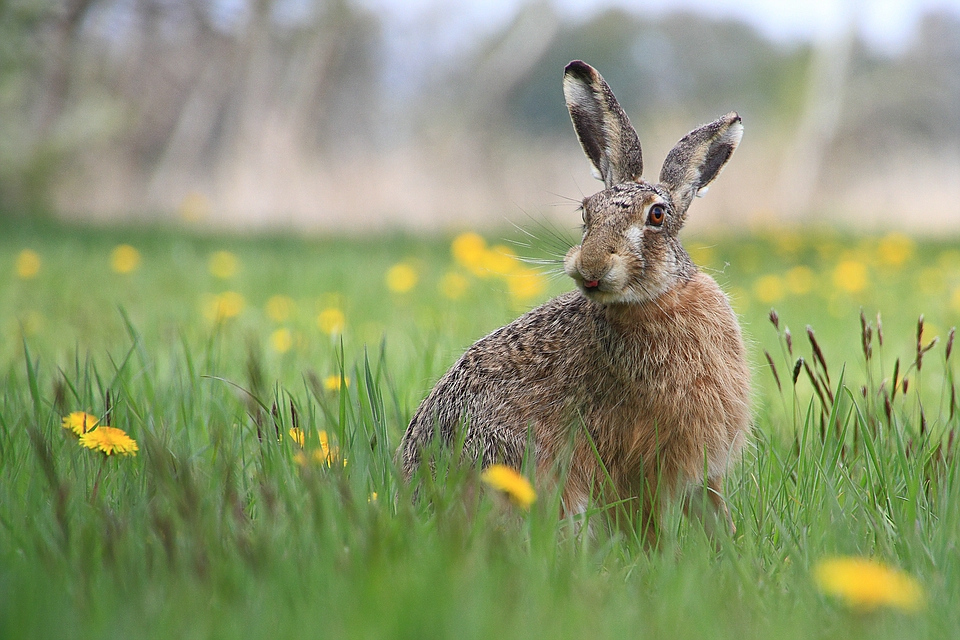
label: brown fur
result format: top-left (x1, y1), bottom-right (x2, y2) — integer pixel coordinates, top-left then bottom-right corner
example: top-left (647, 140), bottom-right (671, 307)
top-left (397, 61), bottom-right (750, 542)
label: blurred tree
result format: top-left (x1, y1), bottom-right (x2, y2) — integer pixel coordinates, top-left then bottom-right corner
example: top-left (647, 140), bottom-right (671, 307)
top-left (2, 0), bottom-right (958, 227)
top-left (501, 9), bottom-right (812, 137)
top-left (0, 0), bottom-right (85, 215)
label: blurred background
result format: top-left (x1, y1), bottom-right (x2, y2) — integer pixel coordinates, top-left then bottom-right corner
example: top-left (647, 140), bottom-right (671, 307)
top-left (2, 0), bottom-right (959, 233)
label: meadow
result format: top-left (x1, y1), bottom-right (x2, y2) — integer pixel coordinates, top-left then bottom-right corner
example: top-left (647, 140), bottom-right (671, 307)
top-left (1, 217), bottom-right (959, 639)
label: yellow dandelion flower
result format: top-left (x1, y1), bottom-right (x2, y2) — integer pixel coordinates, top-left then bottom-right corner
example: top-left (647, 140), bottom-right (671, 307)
top-left (482, 245), bottom-right (521, 276)
top-left (62, 411), bottom-right (99, 436)
top-left (368, 492), bottom-right (378, 502)
top-left (79, 426), bottom-right (139, 456)
top-left (815, 556), bottom-right (924, 612)
top-left (110, 244), bottom-right (141, 274)
top-left (314, 447), bottom-right (337, 465)
top-left (439, 271), bottom-right (469, 300)
top-left (323, 375), bottom-right (350, 391)
top-left (270, 328), bottom-right (293, 353)
top-left (481, 464), bottom-right (536, 509)
top-left (209, 251), bottom-right (239, 279)
top-left (753, 274), bottom-right (785, 304)
top-left (318, 430), bottom-right (332, 456)
top-left (204, 291), bottom-right (245, 321)
top-left (289, 427), bottom-right (305, 447)
top-left (386, 263), bottom-right (418, 293)
top-left (877, 232), bottom-right (915, 267)
top-left (507, 269), bottom-right (546, 301)
top-left (452, 232), bottom-right (487, 262)
top-left (265, 295), bottom-right (296, 322)
top-left (318, 430), bottom-right (347, 466)
top-left (317, 308), bottom-right (345, 335)
top-left (15, 250), bottom-right (41, 279)
top-left (293, 431), bottom-right (345, 468)
top-left (452, 232), bottom-right (489, 276)
top-left (833, 260), bottom-right (868, 293)
top-left (785, 265), bottom-right (814, 295)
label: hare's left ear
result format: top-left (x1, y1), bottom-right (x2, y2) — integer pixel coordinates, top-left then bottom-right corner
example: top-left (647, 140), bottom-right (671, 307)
top-left (563, 60), bottom-right (643, 188)
top-left (659, 112), bottom-right (743, 216)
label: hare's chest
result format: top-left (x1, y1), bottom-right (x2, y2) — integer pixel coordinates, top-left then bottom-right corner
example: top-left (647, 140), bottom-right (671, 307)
top-left (596, 327), bottom-right (727, 421)
top-left (603, 325), bottom-right (710, 395)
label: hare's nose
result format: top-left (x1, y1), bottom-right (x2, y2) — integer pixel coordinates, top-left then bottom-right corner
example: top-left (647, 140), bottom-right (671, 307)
top-left (584, 280), bottom-right (599, 288)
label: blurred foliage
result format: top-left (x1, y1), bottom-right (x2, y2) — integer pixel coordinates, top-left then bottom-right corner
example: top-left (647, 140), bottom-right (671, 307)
top-left (505, 9), bottom-right (813, 135)
top-left (0, 0), bottom-right (958, 222)
top-left (0, 0), bottom-right (48, 215)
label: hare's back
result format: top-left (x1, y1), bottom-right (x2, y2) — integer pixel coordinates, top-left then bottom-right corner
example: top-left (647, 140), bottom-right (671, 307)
top-left (399, 292), bottom-right (600, 474)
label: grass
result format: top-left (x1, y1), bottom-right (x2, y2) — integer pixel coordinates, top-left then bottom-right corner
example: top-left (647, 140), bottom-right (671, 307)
top-left (1, 217), bottom-right (959, 639)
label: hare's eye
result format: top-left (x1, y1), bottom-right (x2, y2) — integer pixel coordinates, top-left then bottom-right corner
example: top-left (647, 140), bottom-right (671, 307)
top-left (647, 204), bottom-right (665, 227)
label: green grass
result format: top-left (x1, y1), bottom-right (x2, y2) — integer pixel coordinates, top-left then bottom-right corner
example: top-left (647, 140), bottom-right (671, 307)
top-left (1, 218), bottom-right (959, 639)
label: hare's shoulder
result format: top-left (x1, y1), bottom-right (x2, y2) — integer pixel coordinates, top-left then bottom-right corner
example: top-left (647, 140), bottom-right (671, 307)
top-left (464, 291), bottom-right (601, 365)
top-left (674, 271), bottom-right (744, 338)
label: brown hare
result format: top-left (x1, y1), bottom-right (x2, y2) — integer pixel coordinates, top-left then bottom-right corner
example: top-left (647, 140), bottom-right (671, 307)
top-left (398, 60), bottom-right (750, 543)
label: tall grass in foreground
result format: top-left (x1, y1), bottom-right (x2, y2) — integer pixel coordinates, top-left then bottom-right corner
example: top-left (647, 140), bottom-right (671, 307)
top-left (1, 223), bottom-right (959, 638)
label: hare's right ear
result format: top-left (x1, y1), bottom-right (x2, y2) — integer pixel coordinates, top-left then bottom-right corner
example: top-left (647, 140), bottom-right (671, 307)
top-left (563, 61), bottom-right (643, 189)
top-left (659, 112), bottom-right (743, 217)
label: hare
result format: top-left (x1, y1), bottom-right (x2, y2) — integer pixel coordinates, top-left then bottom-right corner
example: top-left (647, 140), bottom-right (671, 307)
top-left (397, 60), bottom-right (750, 543)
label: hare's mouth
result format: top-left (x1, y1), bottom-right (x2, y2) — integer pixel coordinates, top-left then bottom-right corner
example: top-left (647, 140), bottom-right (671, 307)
top-left (579, 281), bottom-right (628, 304)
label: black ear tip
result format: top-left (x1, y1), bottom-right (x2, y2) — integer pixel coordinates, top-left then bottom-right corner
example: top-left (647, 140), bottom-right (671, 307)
top-left (564, 60), bottom-right (595, 82)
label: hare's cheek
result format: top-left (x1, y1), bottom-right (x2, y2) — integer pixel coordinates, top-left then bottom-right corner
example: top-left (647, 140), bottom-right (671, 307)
top-left (604, 255), bottom-right (630, 290)
top-left (625, 225), bottom-right (644, 252)
top-left (563, 247), bottom-right (582, 278)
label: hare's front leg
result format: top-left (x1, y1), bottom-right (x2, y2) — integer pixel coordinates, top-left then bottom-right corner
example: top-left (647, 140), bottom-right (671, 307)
top-left (682, 476), bottom-right (735, 540)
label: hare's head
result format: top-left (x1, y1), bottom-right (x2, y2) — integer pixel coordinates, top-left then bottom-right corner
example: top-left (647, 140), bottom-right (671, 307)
top-left (561, 60), bottom-right (742, 305)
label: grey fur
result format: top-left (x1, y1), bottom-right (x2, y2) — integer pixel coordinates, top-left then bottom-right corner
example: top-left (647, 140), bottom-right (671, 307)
top-left (397, 61), bottom-right (749, 543)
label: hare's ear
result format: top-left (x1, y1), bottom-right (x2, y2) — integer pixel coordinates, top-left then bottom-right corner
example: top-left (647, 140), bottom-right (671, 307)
top-left (659, 112), bottom-right (742, 215)
top-left (563, 60), bottom-right (643, 188)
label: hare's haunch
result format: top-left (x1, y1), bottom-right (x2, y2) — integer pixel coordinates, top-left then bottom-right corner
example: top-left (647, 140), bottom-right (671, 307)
top-left (397, 61), bottom-right (750, 542)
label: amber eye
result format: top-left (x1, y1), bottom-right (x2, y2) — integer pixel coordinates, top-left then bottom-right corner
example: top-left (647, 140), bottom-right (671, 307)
top-left (647, 204), bottom-right (666, 226)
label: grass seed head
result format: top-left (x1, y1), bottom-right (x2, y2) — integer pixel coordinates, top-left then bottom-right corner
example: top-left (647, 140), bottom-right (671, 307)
top-left (764, 350), bottom-right (781, 392)
top-left (806, 325), bottom-right (830, 384)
